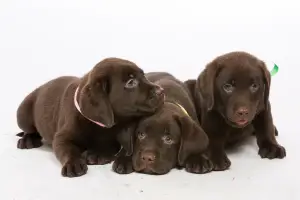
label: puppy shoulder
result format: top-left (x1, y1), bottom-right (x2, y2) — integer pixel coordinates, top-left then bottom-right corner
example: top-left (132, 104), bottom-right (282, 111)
top-left (183, 79), bottom-right (196, 94)
top-left (145, 72), bottom-right (175, 82)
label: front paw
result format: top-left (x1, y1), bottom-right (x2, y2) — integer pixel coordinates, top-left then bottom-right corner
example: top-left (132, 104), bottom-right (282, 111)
top-left (84, 150), bottom-right (115, 165)
top-left (112, 155), bottom-right (133, 174)
top-left (185, 154), bottom-right (213, 174)
top-left (258, 143), bottom-right (286, 159)
top-left (211, 153), bottom-right (231, 171)
top-left (17, 133), bottom-right (42, 149)
top-left (61, 158), bottom-right (88, 178)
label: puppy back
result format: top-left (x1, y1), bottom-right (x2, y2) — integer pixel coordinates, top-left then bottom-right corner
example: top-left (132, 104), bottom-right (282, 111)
top-left (145, 72), bottom-right (199, 123)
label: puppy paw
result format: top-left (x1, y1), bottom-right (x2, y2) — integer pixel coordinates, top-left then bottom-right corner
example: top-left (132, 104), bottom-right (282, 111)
top-left (17, 133), bottom-right (42, 149)
top-left (61, 158), bottom-right (88, 178)
top-left (211, 154), bottom-right (231, 171)
top-left (84, 150), bottom-right (115, 165)
top-left (258, 143), bottom-right (286, 159)
top-left (185, 154), bottom-right (213, 174)
top-left (112, 155), bottom-right (133, 174)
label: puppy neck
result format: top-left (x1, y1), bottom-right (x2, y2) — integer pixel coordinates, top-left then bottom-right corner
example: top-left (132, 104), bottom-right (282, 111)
top-left (165, 101), bottom-right (189, 116)
top-left (73, 87), bottom-right (107, 128)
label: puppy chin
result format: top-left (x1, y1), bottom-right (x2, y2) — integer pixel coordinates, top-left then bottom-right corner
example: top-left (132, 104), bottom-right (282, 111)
top-left (226, 118), bottom-right (251, 128)
top-left (133, 163), bottom-right (170, 175)
top-left (137, 99), bottom-right (164, 114)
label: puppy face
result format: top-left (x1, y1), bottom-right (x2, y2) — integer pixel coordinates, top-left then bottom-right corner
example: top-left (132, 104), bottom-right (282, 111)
top-left (198, 52), bottom-right (270, 128)
top-left (132, 109), bottom-right (180, 175)
top-left (118, 103), bottom-right (209, 175)
top-left (215, 64), bottom-right (265, 127)
top-left (77, 58), bottom-right (165, 127)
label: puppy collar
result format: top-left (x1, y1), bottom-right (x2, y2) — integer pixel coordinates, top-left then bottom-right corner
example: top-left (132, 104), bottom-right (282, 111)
top-left (173, 102), bottom-right (189, 116)
top-left (270, 63), bottom-right (279, 76)
top-left (74, 87), bottom-right (106, 127)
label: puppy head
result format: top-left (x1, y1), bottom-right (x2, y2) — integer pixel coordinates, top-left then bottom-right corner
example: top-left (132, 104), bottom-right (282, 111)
top-left (117, 103), bottom-right (209, 175)
top-left (197, 51), bottom-right (270, 128)
top-left (77, 58), bottom-right (165, 127)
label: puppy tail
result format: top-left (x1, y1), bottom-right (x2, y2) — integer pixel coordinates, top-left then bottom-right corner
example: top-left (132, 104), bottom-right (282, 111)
top-left (16, 132), bottom-right (25, 137)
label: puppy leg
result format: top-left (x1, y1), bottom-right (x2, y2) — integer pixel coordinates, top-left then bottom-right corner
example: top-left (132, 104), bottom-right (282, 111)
top-left (185, 153), bottom-right (213, 174)
top-left (209, 137), bottom-right (231, 171)
top-left (84, 140), bottom-right (120, 165)
top-left (202, 114), bottom-right (231, 171)
top-left (112, 148), bottom-right (134, 174)
top-left (253, 104), bottom-right (286, 159)
top-left (252, 125), bottom-right (278, 136)
top-left (16, 93), bottom-right (42, 149)
top-left (84, 149), bottom-right (116, 165)
top-left (53, 130), bottom-right (87, 178)
top-left (84, 150), bottom-right (114, 165)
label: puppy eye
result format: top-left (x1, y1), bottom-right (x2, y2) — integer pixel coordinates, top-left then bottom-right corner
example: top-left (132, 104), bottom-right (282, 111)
top-left (250, 83), bottom-right (259, 92)
top-left (223, 83), bottom-right (234, 93)
top-left (125, 78), bottom-right (139, 89)
top-left (162, 135), bottom-right (174, 145)
top-left (137, 132), bottom-right (146, 140)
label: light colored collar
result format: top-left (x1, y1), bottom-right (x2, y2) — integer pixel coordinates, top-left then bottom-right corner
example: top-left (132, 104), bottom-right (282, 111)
top-left (74, 87), bottom-right (106, 127)
top-left (173, 102), bottom-right (189, 116)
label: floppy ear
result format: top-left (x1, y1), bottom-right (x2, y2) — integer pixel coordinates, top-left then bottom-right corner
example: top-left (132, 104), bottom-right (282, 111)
top-left (77, 70), bottom-right (114, 127)
top-left (116, 122), bottom-right (138, 156)
top-left (197, 60), bottom-right (221, 111)
top-left (176, 115), bottom-right (209, 166)
top-left (258, 60), bottom-right (271, 110)
top-left (184, 79), bottom-right (196, 95)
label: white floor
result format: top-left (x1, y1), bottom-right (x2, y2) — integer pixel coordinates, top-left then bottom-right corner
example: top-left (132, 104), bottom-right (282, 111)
top-left (1, 1), bottom-right (299, 200)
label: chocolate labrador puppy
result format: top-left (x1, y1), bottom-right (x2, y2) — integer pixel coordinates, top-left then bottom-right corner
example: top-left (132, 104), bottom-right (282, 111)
top-left (16, 58), bottom-right (165, 178)
top-left (184, 51), bottom-right (286, 171)
top-left (113, 72), bottom-right (211, 175)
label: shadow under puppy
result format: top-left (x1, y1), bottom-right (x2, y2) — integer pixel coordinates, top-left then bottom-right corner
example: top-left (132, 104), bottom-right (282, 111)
top-left (113, 72), bottom-right (211, 175)
top-left (184, 51), bottom-right (286, 171)
top-left (16, 58), bottom-right (165, 178)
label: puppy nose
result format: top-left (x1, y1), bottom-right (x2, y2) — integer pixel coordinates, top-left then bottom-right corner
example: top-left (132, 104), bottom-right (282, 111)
top-left (153, 86), bottom-right (164, 96)
top-left (236, 107), bottom-right (249, 116)
top-left (141, 152), bottom-right (156, 163)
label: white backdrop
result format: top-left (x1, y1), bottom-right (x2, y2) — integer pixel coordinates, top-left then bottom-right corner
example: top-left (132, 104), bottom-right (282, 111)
top-left (0, 0), bottom-right (299, 200)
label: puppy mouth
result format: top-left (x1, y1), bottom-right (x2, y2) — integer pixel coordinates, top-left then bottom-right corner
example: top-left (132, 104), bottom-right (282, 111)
top-left (226, 118), bottom-right (250, 128)
top-left (236, 119), bottom-right (248, 126)
top-left (147, 93), bottom-right (165, 110)
top-left (150, 92), bottom-right (165, 102)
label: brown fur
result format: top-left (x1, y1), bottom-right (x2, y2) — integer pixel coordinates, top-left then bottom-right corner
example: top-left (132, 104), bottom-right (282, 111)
top-left (184, 51), bottom-right (286, 171)
top-left (16, 58), bottom-right (165, 178)
top-left (113, 72), bottom-right (211, 175)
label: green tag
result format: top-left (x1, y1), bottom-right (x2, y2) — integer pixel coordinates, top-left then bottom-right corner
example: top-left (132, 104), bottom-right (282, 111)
top-left (270, 63), bottom-right (279, 76)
